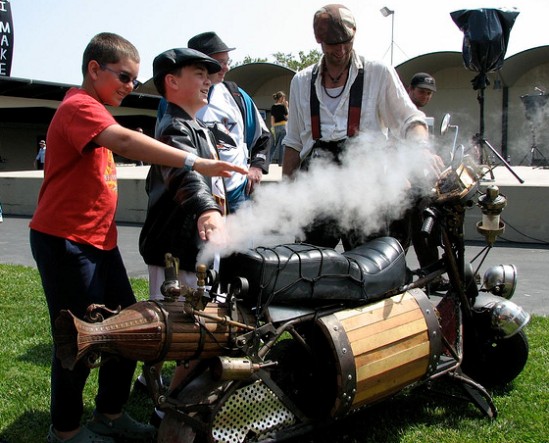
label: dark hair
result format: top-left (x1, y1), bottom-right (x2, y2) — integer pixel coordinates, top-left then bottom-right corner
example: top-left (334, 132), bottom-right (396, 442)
top-left (82, 32), bottom-right (140, 76)
top-left (273, 91), bottom-right (286, 101)
top-left (155, 66), bottom-right (183, 97)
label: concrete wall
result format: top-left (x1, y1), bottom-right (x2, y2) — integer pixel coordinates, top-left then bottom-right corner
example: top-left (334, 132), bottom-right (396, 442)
top-left (2, 166), bottom-right (548, 244)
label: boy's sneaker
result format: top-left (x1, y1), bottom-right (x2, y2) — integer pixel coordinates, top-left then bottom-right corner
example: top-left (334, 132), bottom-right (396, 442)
top-left (46, 425), bottom-right (115, 442)
top-left (87, 411), bottom-right (156, 441)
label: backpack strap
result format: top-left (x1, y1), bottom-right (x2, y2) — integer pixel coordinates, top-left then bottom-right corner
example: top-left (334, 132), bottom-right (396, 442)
top-left (310, 57), bottom-right (365, 140)
top-left (222, 80), bottom-right (248, 143)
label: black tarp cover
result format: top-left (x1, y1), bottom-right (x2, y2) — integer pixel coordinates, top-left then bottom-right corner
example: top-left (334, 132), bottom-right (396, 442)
top-left (451, 8), bottom-right (519, 89)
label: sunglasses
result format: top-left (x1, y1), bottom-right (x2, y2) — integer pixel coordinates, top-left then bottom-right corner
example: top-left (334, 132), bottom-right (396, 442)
top-left (100, 64), bottom-right (141, 89)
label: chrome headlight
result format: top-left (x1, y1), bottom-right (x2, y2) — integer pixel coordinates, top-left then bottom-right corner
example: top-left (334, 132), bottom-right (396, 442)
top-left (491, 299), bottom-right (531, 338)
top-left (483, 264), bottom-right (517, 299)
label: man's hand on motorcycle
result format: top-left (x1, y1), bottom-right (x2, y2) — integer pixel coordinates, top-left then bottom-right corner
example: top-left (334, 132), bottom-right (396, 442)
top-left (424, 150), bottom-right (445, 177)
top-left (246, 166), bottom-right (263, 195)
top-left (414, 138), bottom-right (445, 179)
top-left (197, 210), bottom-right (227, 245)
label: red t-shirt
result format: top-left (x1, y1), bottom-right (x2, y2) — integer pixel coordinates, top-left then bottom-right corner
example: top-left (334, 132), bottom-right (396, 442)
top-left (30, 88), bottom-right (119, 250)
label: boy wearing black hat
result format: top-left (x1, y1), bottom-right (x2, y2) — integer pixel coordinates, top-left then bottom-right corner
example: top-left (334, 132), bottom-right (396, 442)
top-left (140, 47), bottom-right (228, 297)
top-left (137, 47), bottom-right (231, 426)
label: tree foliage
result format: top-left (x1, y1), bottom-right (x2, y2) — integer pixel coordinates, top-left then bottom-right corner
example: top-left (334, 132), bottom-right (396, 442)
top-left (272, 50), bottom-right (322, 71)
top-left (232, 49), bottom-right (322, 71)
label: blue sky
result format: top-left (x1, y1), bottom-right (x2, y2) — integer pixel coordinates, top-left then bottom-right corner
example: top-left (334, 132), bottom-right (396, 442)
top-left (6, 0), bottom-right (549, 85)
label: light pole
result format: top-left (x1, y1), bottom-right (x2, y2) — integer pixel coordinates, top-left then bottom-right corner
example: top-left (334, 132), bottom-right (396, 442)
top-left (380, 6), bottom-right (395, 65)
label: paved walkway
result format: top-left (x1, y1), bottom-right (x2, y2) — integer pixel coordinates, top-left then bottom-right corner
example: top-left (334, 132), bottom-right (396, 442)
top-left (1, 215), bottom-right (547, 316)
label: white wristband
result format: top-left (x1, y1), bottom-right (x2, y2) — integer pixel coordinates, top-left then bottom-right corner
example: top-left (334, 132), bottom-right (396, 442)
top-left (184, 153), bottom-right (197, 172)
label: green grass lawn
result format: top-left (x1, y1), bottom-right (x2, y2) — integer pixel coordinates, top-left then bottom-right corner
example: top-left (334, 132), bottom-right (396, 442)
top-left (0, 264), bottom-right (547, 443)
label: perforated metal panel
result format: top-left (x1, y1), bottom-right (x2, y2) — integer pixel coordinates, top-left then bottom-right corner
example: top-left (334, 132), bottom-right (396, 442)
top-left (211, 381), bottom-right (295, 443)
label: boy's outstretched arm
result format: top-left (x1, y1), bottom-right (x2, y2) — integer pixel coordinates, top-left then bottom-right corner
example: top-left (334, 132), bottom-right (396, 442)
top-left (95, 124), bottom-right (248, 177)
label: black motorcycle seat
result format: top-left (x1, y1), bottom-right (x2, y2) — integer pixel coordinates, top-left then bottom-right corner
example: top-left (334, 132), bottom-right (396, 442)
top-left (219, 237), bottom-right (407, 306)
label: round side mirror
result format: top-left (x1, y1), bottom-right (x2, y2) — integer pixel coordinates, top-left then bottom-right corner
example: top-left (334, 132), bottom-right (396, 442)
top-left (440, 113), bottom-right (451, 136)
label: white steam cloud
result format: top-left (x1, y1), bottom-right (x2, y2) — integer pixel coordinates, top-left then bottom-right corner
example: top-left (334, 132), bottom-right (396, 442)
top-left (198, 133), bottom-right (441, 264)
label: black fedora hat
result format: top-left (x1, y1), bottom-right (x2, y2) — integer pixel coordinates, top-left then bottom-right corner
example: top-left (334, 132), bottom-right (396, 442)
top-left (188, 32), bottom-right (235, 56)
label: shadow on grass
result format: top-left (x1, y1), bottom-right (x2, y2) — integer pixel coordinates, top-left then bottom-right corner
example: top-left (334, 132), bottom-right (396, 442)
top-left (284, 379), bottom-right (496, 443)
top-left (0, 409), bottom-right (50, 442)
top-left (18, 343), bottom-right (51, 367)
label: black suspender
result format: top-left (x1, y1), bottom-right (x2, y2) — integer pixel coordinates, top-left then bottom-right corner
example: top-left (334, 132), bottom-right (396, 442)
top-left (310, 63), bottom-right (322, 140)
top-left (310, 57), bottom-right (365, 140)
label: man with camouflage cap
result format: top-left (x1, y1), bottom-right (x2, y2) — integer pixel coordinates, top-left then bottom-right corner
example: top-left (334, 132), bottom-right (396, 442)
top-left (282, 4), bottom-right (441, 250)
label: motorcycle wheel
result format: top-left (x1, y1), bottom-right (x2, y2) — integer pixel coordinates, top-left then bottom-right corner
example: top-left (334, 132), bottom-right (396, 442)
top-left (461, 329), bottom-right (529, 387)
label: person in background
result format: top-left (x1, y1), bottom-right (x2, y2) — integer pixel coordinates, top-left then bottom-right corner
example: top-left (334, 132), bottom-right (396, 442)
top-left (188, 31), bottom-right (272, 212)
top-left (407, 72), bottom-right (449, 291)
top-left (283, 4), bottom-right (442, 250)
top-left (270, 91), bottom-right (288, 165)
top-left (29, 32), bottom-right (245, 443)
top-left (35, 140), bottom-right (46, 170)
top-left (408, 72), bottom-right (436, 109)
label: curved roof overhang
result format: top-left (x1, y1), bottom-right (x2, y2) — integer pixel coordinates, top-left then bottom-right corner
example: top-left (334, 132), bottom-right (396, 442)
top-left (396, 51), bottom-right (464, 86)
top-left (224, 62), bottom-right (295, 96)
top-left (498, 45), bottom-right (549, 87)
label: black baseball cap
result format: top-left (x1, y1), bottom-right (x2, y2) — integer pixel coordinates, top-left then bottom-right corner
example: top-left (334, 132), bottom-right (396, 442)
top-left (410, 72), bottom-right (437, 92)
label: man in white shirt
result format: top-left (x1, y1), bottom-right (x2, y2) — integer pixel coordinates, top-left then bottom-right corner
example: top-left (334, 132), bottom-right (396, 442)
top-left (189, 32), bottom-right (272, 212)
top-left (283, 4), bottom-right (441, 250)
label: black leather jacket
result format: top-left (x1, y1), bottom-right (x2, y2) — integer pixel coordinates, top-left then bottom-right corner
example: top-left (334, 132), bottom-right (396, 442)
top-left (139, 103), bottom-right (225, 271)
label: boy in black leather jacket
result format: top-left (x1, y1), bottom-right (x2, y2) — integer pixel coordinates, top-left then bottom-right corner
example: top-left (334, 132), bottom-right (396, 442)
top-left (137, 49), bottom-right (228, 421)
top-left (140, 48), bottom-right (228, 278)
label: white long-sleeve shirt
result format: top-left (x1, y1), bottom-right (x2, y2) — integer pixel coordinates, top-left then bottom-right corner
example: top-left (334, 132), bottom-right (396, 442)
top-left (283, 51), bottom-right (427, 160)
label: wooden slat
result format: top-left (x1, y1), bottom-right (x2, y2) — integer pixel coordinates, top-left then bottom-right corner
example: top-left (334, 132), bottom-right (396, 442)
top-left (355, 341), bottom-right (431, 382)
top-left (345, 308), bottom-right (424, 342)
top-left (333, 293), bottom-right (414, 324)
top-left (353, 357), bottom-right (430, 405)
top-left (353, 331), bottom-right (429, 368)
top-left (350, 319), bottom-right (427, 356)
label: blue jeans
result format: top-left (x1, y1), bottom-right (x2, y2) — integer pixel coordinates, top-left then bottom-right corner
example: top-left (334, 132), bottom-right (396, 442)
top-left (30, 229), bottom-right (137, 431)
top-left (271, 124), bottom-right (286, 165)
top-left (227, 180), bottom-right (252, 213)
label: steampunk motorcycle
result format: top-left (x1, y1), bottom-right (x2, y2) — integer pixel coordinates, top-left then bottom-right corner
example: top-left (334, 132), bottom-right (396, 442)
top-left (54, 115), bottom-right (530, 442)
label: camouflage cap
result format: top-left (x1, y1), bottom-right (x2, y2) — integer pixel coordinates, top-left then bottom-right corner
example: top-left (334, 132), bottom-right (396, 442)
top-left (313, 4), bottom-right (356, 44)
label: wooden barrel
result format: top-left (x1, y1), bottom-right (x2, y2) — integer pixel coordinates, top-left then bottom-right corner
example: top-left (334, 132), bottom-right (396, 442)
top-left (317, 289), bottom-right (441, 417)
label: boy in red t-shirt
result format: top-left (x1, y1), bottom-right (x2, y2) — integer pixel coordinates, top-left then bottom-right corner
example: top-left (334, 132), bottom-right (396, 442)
top-left (29, 33), bottom-right (245, 443)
